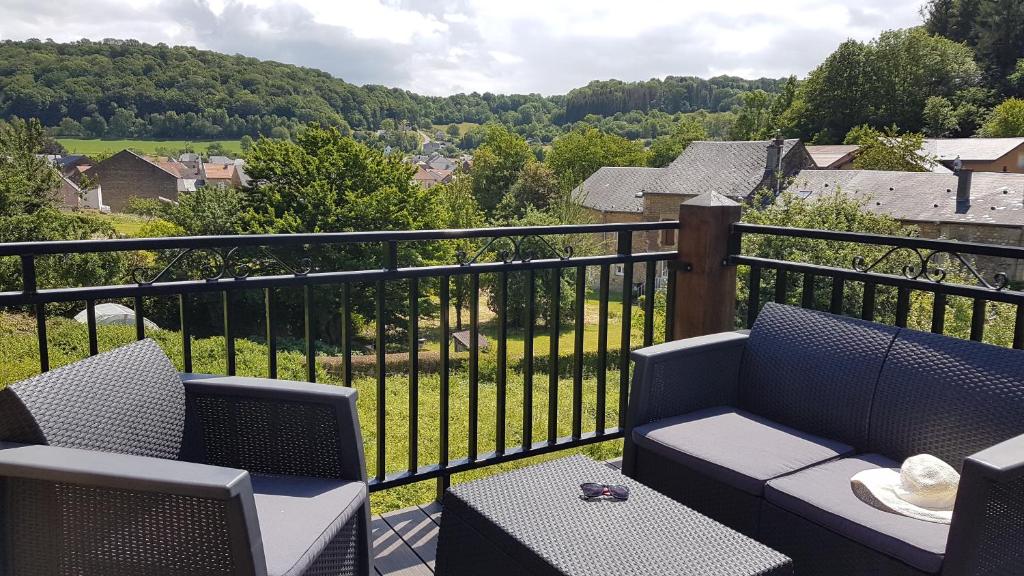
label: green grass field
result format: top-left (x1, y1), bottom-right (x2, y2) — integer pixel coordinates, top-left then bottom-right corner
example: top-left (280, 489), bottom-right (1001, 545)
top-left (431, 122), bottom-right (480, 137)
top-left (58, 138), bottom-right (245, 156)
top-left (1, 292), bottom-right (662, 514)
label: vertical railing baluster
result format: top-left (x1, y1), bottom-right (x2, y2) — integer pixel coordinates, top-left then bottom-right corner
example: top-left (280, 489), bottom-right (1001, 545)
top-left (496, 271), bottom-right (508, 455)
top-left (547, 268), bottom-right (560, 444)
top-left (264, 288), bottom-right (277, 379)
top-left (303, 285), bottom-right (315, 382)
top-left (340, 283), bottom-right (352, 386)
top-left (617, 230), bottom-right (634, 430)
top-left (665, 262), bottom-right (676, 341)
top-left (1014, 304), bottom-right (1024, 350)
top-left (134, 295), bottom-right (146, 340)
top-left (970, 298), bottom-right (986, 341)
top-left (469, 273), bottom-right (480, 461)
top-left (643, 264), bottom-right (655, 346)
top-left (408, 277), bottom-right (419, 473)
top-left (523, 270), bottom-right (536, 450)
top-left (86, 299), bottom-right (98, 356)
top-left (801, 273), bottom-right (815, 309)
top-left (179, 294), bottom-right (192, 373)
top-left (829, 276), bottom-right (845, 315)
top-left (223, 291), bottom-right (235, 376)
top-left (375, 277), bottom-right (387, 483)
top-left (596, 264), bottom-right (609, 435)
top-left (571, 266), bottom-right (585, 440)
top-left (861, 282), bottom-right (876, 322)
top-left (774, 269), bottom-right (788, 304)
top-left (747, 266), bottom-right (762, 327)
top-left (437, 276), bottom-right (450, 501)
top-left (22, 255), bottom-right (47, 372)
top-left (931, 292), bottom-right (947, 335)
top-left (895, 287), bottom-right (910, 328)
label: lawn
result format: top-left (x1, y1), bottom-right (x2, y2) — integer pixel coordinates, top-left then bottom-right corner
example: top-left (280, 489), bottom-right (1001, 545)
top-left (0, 291), bottom-right (664, 514)
top-left (58, 138), bottom-right (245, 157)
top-left (431, 122), bottom-right (480, 137)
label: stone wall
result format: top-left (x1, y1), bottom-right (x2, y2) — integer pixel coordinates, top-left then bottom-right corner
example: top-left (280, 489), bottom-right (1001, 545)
top-left (914, 221), bottom-right (1024, 284)
top-left (85, 151), bottom-right (179, 212)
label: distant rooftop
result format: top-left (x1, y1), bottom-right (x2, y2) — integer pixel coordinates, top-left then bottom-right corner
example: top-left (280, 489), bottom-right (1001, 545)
top-left (805, 144), bottom-right (860, 169)
top-left (922, 138), bottom-right (1024, 162)
top-left (574, 166), bottom-right (661, 213)
top-left (646, 139), bottom-right (804, 198)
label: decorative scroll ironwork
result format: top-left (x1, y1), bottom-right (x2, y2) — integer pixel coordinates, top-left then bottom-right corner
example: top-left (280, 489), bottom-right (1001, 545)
top-left (456, 234), bottom-right (574, 266)
top-left (852, 247), bottom-right (1009, 291)
top-left (132, 246), bottom-right (313, 285)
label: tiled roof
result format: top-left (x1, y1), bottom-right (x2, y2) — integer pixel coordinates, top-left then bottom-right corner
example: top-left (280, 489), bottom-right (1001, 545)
top-left (203, 163), bottom-right (236, 180)
top-left (645, 139), bottom-right (803, 198)
top-left (805, 145), bottom-right (860, 168)
top-left (921, 138), bottom-right (1024, 162)
top-left (784, 170), bottom-right (1024, 226)
top-left (574, 167), bottom-right (661, 213)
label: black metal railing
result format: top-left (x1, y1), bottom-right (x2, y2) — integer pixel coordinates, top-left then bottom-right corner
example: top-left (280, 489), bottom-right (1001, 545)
top-left (0, 221), bottom-right (678, 495)
top-left (729, 223), bottom-right (1024, 347)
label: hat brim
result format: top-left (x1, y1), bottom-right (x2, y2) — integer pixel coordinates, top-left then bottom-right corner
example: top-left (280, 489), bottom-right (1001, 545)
top-left (850, 468), bottom-right (953, 525)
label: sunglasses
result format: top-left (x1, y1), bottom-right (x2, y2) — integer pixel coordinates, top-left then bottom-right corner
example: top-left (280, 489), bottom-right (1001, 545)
top-left (580, 482), bottom-right (630, 501)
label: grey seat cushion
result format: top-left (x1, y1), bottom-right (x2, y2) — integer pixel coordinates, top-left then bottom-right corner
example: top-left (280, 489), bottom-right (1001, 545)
top-left (631, 406), bottom-right (854, 495)
top-left (252, 475), bottom-right (366, 576)
top-left (764, 454), bottom-right (949, 574)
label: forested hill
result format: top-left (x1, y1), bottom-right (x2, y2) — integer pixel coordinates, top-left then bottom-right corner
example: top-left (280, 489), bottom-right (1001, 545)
top-left (0, 39), bottom-right (784, 140)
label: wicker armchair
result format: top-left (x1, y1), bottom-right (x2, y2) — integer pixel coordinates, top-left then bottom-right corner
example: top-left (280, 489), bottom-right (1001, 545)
top-left (0, 338), bottom-right (372, 576)
top-left (623, 303), bottom-right (1024, 576)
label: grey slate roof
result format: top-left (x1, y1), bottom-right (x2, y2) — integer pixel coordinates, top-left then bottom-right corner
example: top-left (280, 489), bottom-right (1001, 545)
top-left (784, 170), bottom-right (1024, 227)
top-left (575, 166), bottom-right (661, 213)
top-left (645, 139), bottom-right (803, 198)
top-left (921, 138), bottom-right (1024, 162)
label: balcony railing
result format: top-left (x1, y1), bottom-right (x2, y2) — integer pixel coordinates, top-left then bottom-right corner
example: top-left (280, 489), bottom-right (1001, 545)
top-left (0, 221), bottom-right (679, 496)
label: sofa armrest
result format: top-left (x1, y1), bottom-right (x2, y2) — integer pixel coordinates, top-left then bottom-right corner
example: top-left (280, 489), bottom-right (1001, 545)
top-left (0, 442), bottom-right (266, 575)
top-left (622, 331), bottom-right (748, 475)
top-left (181, 375), bottom-right (367, 483)
top-left (943, 433), bottom-right (1024, 576)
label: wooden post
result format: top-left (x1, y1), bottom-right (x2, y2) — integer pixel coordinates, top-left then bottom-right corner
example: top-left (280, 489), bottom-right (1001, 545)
top-left (674, 191), bottom-right (741, 339)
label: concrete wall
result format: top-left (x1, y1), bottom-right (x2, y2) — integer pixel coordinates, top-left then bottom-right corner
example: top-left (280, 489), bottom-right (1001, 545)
top-left (85, 151), bottom-right (179, 212)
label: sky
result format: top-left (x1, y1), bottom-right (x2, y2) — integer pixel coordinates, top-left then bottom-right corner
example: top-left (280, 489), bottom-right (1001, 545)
top-left (0, 0), bottom-right (926, 96)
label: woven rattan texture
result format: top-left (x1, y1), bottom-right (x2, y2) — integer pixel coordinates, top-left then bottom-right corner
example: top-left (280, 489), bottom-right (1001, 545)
top-left (870, 329), bottom-right (1024, 469)
top-left (303, 514), bottom-right (364, 576)
top-left (1, 339), bottom-right (186, 460)
top-left (973, 476), bottom-right (1024, 576)
top-left (7, 477), bottom-right (235, 576)
top-left (193, 394), bottom-right (344, 478)
top-left (634, 446), bottom-right (762, 536)
top-left (739, 303), bottom-right (898, 450)
top-left (757, 501), bottom-right (927, 576)
top-left (435, 508), bottom-right (528, 576)
top-left (443, 455), bottom-right (791, 576)
top-left (643, 344), bottom-right (742, 425)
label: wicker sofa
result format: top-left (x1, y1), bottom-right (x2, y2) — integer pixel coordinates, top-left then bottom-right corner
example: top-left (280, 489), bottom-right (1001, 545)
top-left (0, 338), bottom-right (372, 576)
top-left (623, 303), bottom-right (1024, 576)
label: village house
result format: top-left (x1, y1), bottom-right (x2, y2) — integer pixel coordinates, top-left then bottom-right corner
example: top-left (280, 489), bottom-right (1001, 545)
top-left (805, 144), bottom-right (860, 169)
top-left (412, 165), bottom-right (453, 188)
top-left (784, 169), bottom-right (1024, 281)
top-left (83, 150), bottom-right (197, 212)
top-left (202, 162), bottom-right (243, 188)
top-left (921, 137), bottom-right (1024, 173)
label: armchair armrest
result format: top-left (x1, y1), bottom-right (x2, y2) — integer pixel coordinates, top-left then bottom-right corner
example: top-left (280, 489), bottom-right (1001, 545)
top-left (181, 375), bottom-right (366, 483)
top-left (943, 433), bottom-right (1024, 576)
top-left (622, 331), bottom-right (748, 475)
top-left (0, 442), bottom-right (266, 576)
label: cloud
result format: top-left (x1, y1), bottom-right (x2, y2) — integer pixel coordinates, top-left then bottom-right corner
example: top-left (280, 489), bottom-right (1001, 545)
top-left (0, 0), bottom-right (925, 95)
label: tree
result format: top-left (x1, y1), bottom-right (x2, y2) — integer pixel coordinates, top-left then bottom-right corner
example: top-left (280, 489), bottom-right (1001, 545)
top-left (974, 0), bottom-right (1024, 93)
top-left (845, 125), bottom-right (931, 171)
top-left (240, 135), bottom-right (254, 152)
top-left (469, 124), bottom-right (532, 214)
top-left (979, 98), bottom-right (1024, 136)
top-left (495, 161), bottom-right (563, 220)
top-left (546, 127), bottom-right (648, 192)
top-left (922, 96), bottom-right (959, 136)
top-left (436, 177), bottom-right (485, 329)
top-left (0, 118), bottom-right (60, 217)
top-left (445, 124), bottom-right (461, 139)
top-left (648, 117), bottom-right (707, 168)
top-left (728, 90), bottom-right (775, 140)
top-left (168, 187), bottom-right (246, 236)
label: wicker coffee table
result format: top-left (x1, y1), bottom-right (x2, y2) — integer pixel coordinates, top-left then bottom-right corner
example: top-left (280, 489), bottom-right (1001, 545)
top-left (435, 455), bottom-right (792, 576)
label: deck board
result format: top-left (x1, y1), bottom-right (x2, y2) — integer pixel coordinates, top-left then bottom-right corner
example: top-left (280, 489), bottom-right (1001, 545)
top-left (372, 516), bottom-right (434, 576)
top-left (382, 505), bottom-right (440, 571)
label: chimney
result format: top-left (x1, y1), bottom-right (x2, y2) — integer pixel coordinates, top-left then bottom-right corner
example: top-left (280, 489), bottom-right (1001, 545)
top-left (765, 134), bottom-right (785, 195)
top-left (956, 169), bottom-right (972, 210)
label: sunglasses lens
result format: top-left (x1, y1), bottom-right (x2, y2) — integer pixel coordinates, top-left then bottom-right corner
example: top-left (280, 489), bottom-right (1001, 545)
top-left (580, 483), bottom-right (604, 497)
top-left (608, 485), bottom-right (630, 500)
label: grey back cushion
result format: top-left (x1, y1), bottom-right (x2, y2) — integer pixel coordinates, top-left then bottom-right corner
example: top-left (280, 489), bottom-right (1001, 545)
top-left (870, 328), bottom-right (1024, 470)
top-left (0, 339), bottom-right (186, 460)
top-left (739, 303), bottom-right (898, 450)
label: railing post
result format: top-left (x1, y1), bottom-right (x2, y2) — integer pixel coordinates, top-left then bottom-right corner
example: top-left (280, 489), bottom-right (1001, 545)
top-left (674, 191), bottom-right (741, 339)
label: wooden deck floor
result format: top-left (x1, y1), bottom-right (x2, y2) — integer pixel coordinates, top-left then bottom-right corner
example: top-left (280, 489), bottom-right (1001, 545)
top-left (371, 458), bottom-right (622, 575)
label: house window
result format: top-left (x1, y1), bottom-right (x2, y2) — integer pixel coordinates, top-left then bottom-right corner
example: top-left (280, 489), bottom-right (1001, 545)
top-left (661, 226), bottom-right (676, 247)
top-left (614, 264), bottom-right (625, 276)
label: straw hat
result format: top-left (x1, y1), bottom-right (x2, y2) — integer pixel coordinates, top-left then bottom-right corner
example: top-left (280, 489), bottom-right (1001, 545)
top-left (850, 455), bottom-right (960, 524)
